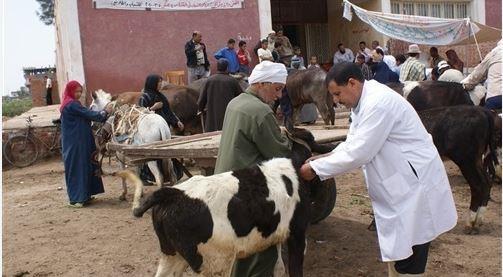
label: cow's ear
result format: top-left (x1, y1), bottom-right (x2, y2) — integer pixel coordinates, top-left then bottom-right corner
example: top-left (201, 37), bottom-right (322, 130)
top-left (91, 91), bottom-right (98, 100)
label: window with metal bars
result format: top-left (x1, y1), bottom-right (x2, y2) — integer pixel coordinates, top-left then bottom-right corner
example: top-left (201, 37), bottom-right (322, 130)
top-left (390, 1), bottom-right (470, 19)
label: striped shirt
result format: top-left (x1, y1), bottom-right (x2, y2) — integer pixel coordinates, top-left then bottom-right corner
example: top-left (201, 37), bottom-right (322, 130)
top-left (399, 57), bottom-right (426, 82)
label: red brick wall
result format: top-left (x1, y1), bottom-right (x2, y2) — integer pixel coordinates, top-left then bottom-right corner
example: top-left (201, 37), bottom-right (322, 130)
top-left (486, 0), bottom-right (502, 29)
top-left (389, 39), bottom-right (498, 68)
top-left (77, 1), bottom-right (261, 96)
top-left (28, 78), bottom-right (60, 107)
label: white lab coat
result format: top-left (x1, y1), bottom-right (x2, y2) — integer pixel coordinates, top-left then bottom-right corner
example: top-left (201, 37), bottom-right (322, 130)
top-left (310, 80), bottom-right (457, 262)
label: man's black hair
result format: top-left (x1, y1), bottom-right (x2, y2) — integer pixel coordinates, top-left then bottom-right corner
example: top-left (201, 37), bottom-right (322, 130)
top-left (325, 62), bottom-right (364, 87)
top-left (359, 41), bottom-right (366, 45)
top-left (192, 31), bottom-right (200, 37)
top-left (261, 39), bottom-right (268, 44)
top-left (376, 48), bottom-right (384, 56)
top-left (395, 54), bottom-right (406, 64)
top-left (228, 38), bottom-right (236, 44)
top-left (337, 43), bottom-right (344, 48)
top-left (430, 46), bottom-right (438, 52)
top-left (409, 53), bottom-right (419, 58)
top-left (238, 40), bottom-right (246, 47)
top-left (217, 58), bottom-right (229, 72)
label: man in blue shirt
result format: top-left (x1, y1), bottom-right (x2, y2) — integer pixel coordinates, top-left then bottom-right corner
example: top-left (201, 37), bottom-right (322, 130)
top-left (214, 39), bottom-right (240, 74)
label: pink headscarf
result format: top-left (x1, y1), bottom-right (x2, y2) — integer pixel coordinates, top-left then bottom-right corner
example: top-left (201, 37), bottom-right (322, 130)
top-left (59, 80), bottom-right (82, 112)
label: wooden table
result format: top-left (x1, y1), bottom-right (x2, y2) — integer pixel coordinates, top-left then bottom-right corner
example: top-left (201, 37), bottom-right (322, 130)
top-left (107, 126), bottom-right (348, 175)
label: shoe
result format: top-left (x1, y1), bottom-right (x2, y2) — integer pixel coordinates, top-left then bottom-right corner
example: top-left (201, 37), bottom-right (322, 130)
top-left (68, 202), bottom-right (84, 208)
top-left (84, 196), bottom-right (96, 204)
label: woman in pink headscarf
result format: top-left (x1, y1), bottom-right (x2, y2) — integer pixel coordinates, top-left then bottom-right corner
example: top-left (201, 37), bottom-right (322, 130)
top-left (60, 81), bottom-right (111, 208)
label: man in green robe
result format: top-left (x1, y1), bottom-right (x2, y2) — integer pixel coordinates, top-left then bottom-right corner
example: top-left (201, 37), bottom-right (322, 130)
top-left (215, 61), bottom-right (291, 277)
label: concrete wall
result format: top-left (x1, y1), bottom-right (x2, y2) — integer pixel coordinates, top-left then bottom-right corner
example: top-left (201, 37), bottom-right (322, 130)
top-left (327, 0), bottom-right (386, 61)
top-left (76, 0), bottom-right (260, 97)
top-left (485, 0), bottom-right (502, 29)
top-left (55, 0), bottom-right (86, 101)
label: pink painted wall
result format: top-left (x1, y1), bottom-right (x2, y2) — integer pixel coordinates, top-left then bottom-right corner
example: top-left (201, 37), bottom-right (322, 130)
top-left (77, 1), bottom-right (260, 96)
top-left (485, 0), bottom-right (502, 29)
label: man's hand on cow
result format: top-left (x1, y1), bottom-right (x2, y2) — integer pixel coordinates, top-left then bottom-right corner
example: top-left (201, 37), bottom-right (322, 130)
top-left (151, 102), bottom-right (163, 111)
top-left (177, 121), bottom-right (185, 131)
top-left (300, 163), bottom-right (316, 181)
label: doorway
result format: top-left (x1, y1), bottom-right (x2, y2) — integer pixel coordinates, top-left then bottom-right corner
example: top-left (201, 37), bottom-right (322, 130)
top-left (270, 0), bottom-right (330, 65)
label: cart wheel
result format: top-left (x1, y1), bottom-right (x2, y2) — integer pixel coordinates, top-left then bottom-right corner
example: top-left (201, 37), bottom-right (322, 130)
top-left (3, 135), bottom-right (39, 168)
top-left (310, 178), bottom-right (337, 224)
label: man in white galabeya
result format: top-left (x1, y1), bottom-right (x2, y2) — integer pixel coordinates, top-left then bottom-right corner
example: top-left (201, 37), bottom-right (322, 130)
top-left (300, 62), bottom-right (457, 277)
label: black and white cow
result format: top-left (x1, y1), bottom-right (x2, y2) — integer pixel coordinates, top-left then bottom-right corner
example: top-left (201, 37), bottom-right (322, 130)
top-left (419, 106), bottom-right (501, 234)
top-left (133, 129), bottom-right (335, 277)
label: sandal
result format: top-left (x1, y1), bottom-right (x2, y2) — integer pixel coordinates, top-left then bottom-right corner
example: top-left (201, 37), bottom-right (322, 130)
top-left (68, 202), bottom-right (84, 208)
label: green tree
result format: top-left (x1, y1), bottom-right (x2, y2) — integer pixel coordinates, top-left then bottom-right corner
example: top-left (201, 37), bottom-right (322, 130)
top-left (35, 0), bottom-right (55, 25)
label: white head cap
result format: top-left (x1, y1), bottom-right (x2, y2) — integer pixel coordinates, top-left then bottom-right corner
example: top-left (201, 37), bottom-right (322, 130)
top-left (248, 61), bottom-right (288, 85)
top-left (437, 60), bottom-right (449, 71)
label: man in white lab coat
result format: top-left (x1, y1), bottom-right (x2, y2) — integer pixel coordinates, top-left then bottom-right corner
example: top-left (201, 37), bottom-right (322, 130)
top-left (300, 62), bottom-right (457, 276)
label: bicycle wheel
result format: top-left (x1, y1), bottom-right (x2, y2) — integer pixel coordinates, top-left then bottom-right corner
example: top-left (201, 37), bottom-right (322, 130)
top-left (3, 135), bottom-right (39, 167)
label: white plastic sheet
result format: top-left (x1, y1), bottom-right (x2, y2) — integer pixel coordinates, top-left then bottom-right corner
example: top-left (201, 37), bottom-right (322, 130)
top-left (343, 0), bottom-right (480, 46)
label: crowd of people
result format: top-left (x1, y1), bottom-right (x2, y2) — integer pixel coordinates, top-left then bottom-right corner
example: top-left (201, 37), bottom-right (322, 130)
top-left (57, 29), bottom-right (501, 277)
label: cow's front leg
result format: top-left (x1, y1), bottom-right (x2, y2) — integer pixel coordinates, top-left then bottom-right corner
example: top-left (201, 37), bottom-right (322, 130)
top-left (155, 254), bottom-right (187, 277)
top-left (287, 231), bottom-right (306, 277)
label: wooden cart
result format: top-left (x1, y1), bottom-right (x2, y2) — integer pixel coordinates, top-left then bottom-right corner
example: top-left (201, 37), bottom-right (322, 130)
top-left (107, 126), bottom-right (348, 223)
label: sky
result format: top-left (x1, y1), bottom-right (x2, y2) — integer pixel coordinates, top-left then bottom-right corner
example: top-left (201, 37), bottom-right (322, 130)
top-left (3, 0), bottom-right (55, 95)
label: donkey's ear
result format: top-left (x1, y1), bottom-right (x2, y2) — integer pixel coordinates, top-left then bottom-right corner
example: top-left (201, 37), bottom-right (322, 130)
top-left (91, 91), bottom-right (98, 100)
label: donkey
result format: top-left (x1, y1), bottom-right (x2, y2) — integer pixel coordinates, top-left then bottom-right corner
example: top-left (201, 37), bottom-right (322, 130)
top-left (90, 89), bottom-right (177, 201)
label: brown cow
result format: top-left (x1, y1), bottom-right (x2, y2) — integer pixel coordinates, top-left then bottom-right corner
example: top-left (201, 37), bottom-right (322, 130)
top-left (112, 84), bottom-right (202, 135)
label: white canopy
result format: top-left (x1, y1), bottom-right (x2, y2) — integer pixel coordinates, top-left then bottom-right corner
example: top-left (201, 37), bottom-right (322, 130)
top-left (343, 0), bottom-right (502, 58)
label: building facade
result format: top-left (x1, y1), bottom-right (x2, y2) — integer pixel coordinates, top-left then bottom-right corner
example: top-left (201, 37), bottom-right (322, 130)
top-left (55, 0), bottom-right (501, 100)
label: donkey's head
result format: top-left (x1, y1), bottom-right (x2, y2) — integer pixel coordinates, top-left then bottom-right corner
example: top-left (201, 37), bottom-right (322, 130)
top-left (90, 89), bottom-right (113, 112)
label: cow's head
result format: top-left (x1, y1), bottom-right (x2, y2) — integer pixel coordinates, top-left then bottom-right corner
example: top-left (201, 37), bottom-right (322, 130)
top-left (286, 128), bottom-right (337, 171)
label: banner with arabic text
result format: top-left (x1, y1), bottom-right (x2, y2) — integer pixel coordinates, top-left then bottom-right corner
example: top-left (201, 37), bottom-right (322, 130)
top-left (94, 0), bottom-right (243, 11)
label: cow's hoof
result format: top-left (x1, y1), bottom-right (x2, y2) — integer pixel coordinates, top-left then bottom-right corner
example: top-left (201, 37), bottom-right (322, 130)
top-left (119, 195), bottom-right (126, 201)
top-left (464, 225), bottom-right (480, 235)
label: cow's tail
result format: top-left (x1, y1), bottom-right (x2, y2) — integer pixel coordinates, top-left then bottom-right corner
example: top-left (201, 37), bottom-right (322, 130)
top-left (132, 186), bottom-right (179, 218)
top-left (484, 109), bottom-right (499, 165)
top-left (111, 170), bottom-right (143, 211)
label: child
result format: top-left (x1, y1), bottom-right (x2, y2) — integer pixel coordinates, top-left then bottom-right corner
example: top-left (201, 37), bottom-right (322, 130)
top-left (308, 55), bottom-right (320, 69)
top-left (291, 46), bottom-right (306, 69)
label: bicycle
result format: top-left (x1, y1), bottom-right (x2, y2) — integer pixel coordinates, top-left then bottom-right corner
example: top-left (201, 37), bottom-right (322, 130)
top-left (3, 116), bottom-right (62, 168)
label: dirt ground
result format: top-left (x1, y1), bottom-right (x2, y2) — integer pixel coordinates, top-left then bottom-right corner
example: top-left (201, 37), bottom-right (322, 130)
top-left (2, 157), bottom-right (501, 277)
